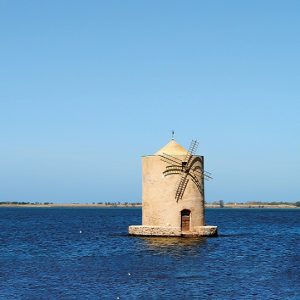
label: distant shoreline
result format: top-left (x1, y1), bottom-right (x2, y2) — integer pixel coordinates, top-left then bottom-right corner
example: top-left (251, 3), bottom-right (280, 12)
top-left (0, 203), bottom-right (299, 209)
top-left (206, 204), bottom-right (299, 209)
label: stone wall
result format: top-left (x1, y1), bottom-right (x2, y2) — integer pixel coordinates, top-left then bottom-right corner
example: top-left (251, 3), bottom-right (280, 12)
top-left (128, 225), bottom-right (218, 237)
top-left (129, 225), bottom-right (181, 236)
top-left (194, 226), bottom-right (218, 236)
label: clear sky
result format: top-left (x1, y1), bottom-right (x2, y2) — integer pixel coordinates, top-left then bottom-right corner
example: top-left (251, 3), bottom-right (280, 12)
top-left (0, 1), bottom-right (299, 203)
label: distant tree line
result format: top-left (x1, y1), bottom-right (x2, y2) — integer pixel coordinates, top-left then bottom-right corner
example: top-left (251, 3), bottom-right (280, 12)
top-left (0, 201), bottom-right (53, 205)
top-left (96, 202), bottom-right (141, 206)
top-left (207, 201), bottom-right (300, 207)
top-left (2, 200), bottom-right (297, 207)
top-left (0, 201), bottom-right (141, 206)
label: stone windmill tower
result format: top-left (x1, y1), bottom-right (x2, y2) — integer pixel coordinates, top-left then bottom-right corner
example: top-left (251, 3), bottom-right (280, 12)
top-left (129, 138), bottom-right (217, 237)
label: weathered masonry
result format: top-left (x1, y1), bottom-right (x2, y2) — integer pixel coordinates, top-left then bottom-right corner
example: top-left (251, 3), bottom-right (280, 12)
top-left (129, 139), bottom-right (217, 237)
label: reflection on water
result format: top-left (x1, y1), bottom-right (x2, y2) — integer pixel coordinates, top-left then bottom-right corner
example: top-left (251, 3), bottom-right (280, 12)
top-left (139, 236), bottom-right (208, 258)
top-left (141, 236), bottom-right (207, 249)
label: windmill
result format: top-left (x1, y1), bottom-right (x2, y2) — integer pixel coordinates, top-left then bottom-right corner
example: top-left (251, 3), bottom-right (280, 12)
top-left (160, 140), bottom-right (212, 202)
top-left (128, 138), bottom-right (218, 237)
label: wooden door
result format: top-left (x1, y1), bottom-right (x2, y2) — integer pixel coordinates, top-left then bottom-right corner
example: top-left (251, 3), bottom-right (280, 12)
top-left (181, 210), bottom-right (191, 231)
top-left (181, 215), bottom-right (190, 231)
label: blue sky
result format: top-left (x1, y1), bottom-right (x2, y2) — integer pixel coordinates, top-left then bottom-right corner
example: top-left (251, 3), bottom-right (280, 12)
top-left (0, 1), bottom-right (299, 203)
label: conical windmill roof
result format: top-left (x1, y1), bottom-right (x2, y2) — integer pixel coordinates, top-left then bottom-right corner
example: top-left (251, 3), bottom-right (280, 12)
top-left (155, 140), bottom-right (189, 156)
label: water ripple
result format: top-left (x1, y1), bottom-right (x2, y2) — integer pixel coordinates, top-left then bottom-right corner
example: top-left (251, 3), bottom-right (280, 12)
top-left (0, 207), bottom-right (299, 299)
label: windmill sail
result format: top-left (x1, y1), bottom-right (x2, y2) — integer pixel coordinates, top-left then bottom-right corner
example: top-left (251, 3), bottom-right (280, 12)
top-left (160, 139), bottom-right (212, 201)
top-left (175, 174), bottom-right (189, 202)
top-left (174, 140), bottom-right (199, 202)
top-left (184, 140), bottom-right (199, 166)
top-left (160, 152), bottom-right (182, 166)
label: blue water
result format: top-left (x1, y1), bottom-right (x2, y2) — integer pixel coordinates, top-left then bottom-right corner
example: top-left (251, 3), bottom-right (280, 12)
top-left (0, 208), bottom-right (299, 299)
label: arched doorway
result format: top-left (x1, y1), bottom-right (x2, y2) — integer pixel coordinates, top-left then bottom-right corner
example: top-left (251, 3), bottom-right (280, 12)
top-left (181, 209), bottom-right (191, 231)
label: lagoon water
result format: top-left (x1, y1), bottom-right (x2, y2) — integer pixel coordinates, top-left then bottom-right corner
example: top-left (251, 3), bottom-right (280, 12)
top-left (0, 207), bottom-right (299, 299)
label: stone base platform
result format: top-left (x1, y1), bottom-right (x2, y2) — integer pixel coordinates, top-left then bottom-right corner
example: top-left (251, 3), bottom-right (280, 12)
top-left (128, 225), bottom-right (218, 237)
